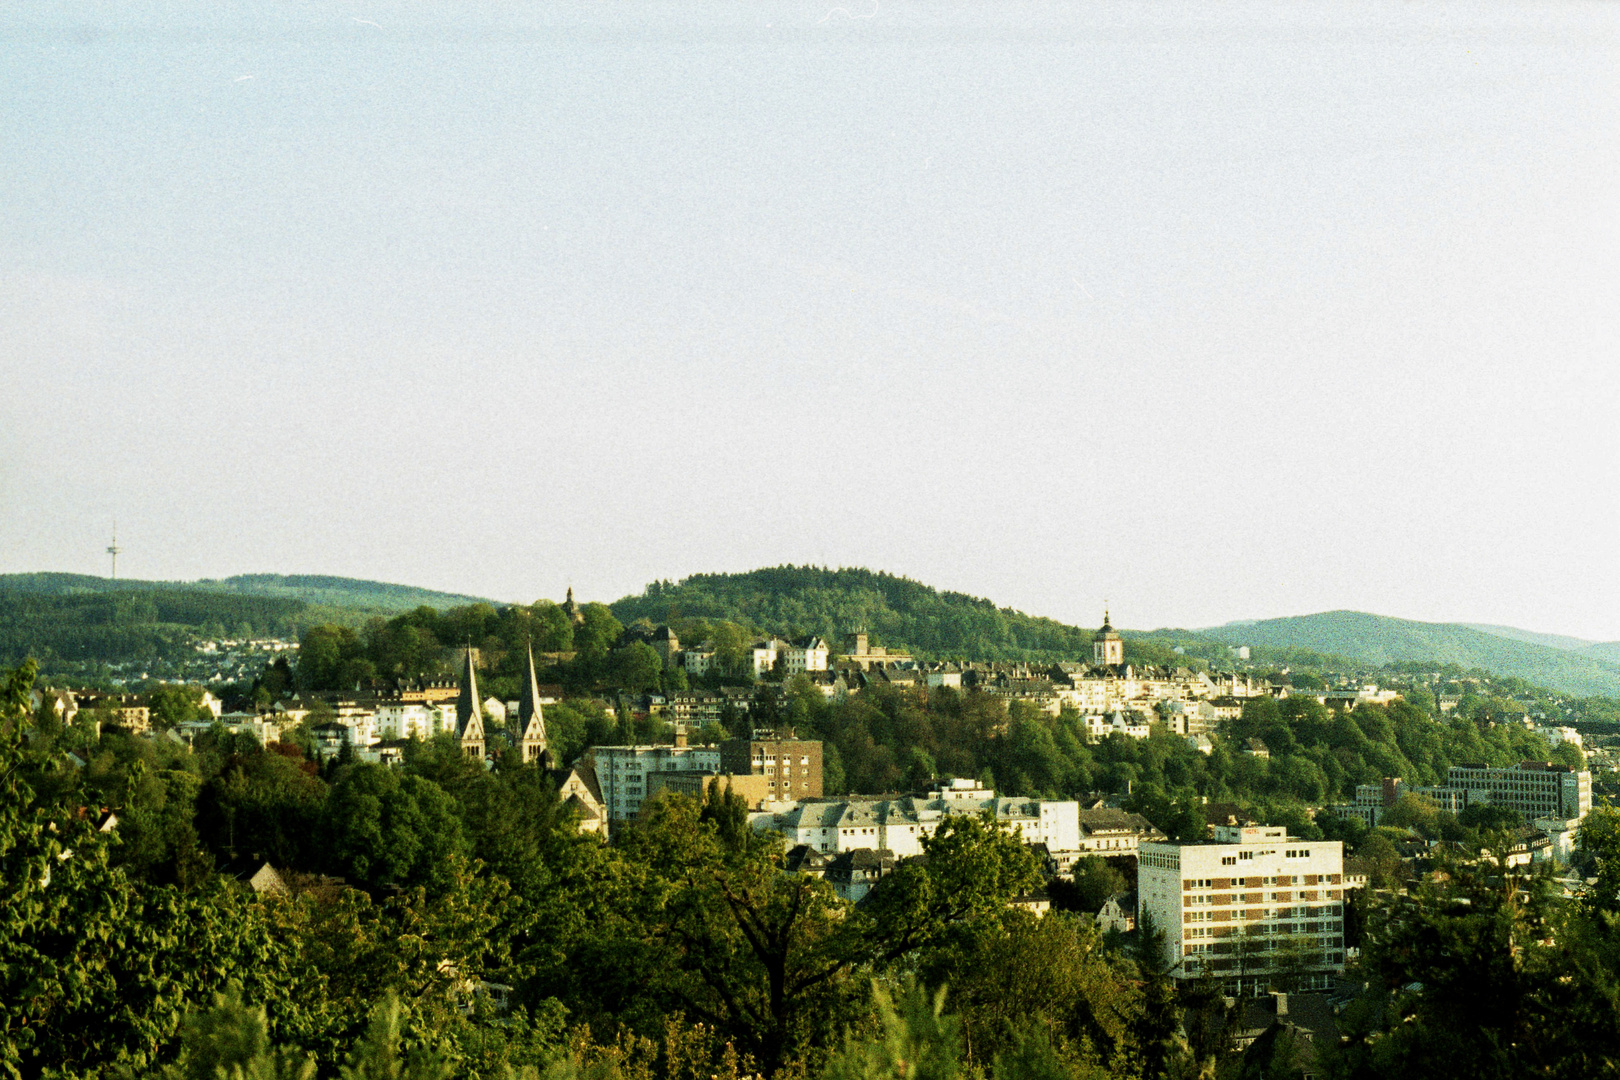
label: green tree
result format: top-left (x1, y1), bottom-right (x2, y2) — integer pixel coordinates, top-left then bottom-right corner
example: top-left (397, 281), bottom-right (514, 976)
top-left (320, 763), bottom-right (472, 893)
top-left (148, 683), bottom-right (211, 730)
top-left (821, 978), bottom-right (968, 1080)
top-left (608, 643), bottom-right (664, 694)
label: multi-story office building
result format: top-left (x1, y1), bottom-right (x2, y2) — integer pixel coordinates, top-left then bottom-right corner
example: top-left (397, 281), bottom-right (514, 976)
top-left (584, 745), bottom-right (722, 822)
top-left (1335, 763), bottom-right (1591, 829)
top-left (720, 733), bottom-right (824, 803)
top-left (1139, 825), bottom-right (1346, 994)
top-left (1446, 762), bottom-right (1591, 821)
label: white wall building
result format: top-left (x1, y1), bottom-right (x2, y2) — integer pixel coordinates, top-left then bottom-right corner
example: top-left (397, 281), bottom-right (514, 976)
top-left (373, 702), bottom-right (456, 741)
top-left (779, 637), bottom-right (831, 674)
top-left (1083, 710), bottom-right (1152, 740)
top-left (754, 779), bottom-right (1081, 857)
top-left (1139, 825), bottom-right (1346, 994)
top-left (585, 744), bottom-right (723, 821)
top-left (1535, 725), bottom-right (1583, 750)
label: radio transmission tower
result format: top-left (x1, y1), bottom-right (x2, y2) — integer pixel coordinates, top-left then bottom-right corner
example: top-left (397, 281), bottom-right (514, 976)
top-left (107, 522), bottom-right (122, 579)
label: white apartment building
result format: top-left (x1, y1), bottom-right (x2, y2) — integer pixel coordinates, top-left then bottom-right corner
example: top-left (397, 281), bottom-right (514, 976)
top-left (754, 779), bottom-right (1081, 857)
top-left (1446, 762), bottom-right (1591, 821)
top-left (373, 702), bottom-right (456, 741)
top-left (585, 744), bottom-right (722, 822)
top-left (1139, 825), bottom-right (1346, 994)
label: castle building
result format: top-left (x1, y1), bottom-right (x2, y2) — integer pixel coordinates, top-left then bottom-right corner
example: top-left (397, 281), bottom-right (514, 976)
top-left (836, 628), bottom-right (914, 671)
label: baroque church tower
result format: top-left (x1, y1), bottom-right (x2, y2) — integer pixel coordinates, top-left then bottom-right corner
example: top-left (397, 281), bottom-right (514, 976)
top-left (1092, 612), bottom-right (1124, 667)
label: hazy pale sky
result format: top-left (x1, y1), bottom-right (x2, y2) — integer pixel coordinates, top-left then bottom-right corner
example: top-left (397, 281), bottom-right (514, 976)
top-left (3, 0), bottom-right (1617, 637)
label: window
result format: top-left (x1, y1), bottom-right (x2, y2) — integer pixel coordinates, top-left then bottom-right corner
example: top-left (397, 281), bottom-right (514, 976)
top-left (1221, 856), bottom-right (1237, 866)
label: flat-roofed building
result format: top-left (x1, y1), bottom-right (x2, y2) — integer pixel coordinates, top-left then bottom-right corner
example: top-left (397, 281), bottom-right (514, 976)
top-left (584, 744), bottom-right (722, 822)
top-left (1139, 825), bottom-right (1346, 995)
top-left (720, 733), bottom-right (824, 802)
top-left (647, 770), bottom-right (776, 809)
top-left (1446, 761), bottom-right (1591, 821)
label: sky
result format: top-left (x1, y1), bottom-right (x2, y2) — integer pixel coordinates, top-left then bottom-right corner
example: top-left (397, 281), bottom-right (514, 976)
top-left (2, 0), bottom-right (1618, 638)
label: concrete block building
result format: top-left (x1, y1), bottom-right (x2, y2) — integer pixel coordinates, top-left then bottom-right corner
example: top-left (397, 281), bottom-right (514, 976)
top-left (1139, 825), bottom-right (1346, 995)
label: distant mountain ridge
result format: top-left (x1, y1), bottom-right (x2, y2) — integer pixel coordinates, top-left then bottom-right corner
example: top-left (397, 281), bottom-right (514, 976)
top-left (8, 565), bottom-right (1620, 699)
top-left (1205, 610), bottom-right (1620, 698)
top-left (0, 572), bottom-right (492, 665)
top-left (1463, 622), bottom-right (1620, 666)
top-left (0, 572), bottom-right (489, 613)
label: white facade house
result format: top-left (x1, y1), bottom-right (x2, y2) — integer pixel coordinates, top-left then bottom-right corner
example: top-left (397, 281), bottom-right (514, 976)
top-left (1083, 710), bottom-right (1152, 741)
top-left (779, 637), bottom-right (830, 674)
top-left (741, 636), bottom-right (831, 678)
top-left (754, 779), bottom-right (1081, 857)
top-left (1075, 807), bottom-right (1166, 856)
top-left (749, 640), bottom-right (784, 678)
top-left (585, 744), bottom-right (723, 822)
top-left (1139, 825), bottom-right (1346, 994)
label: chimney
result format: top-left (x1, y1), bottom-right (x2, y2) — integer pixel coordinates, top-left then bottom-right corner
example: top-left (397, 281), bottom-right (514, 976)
top-left (674, 729), bottom-right (688, 748)
top-left (1272, 992), bottom-right (1288, 1017)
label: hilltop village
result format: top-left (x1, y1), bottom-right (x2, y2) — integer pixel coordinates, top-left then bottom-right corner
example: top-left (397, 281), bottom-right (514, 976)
top-left (9, 597), bottom-right (1617, 1080)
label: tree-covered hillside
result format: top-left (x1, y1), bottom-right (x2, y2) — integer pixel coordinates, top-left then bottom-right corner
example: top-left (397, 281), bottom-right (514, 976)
top-left (1204, 610), bottom-right (1620, 698)
top-left (0, 573), bottom-right (490, 666)
top-left (189, 573), bottom-right (490, 612)
top-left (610, 566), bottom-right (1115, 662)
top-left (0, 588), bottom-right (309, 663)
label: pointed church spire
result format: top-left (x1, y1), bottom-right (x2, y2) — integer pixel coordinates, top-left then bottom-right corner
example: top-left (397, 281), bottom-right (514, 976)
top-left (519, 640), bottom-right (549, 763)
top-left (456, 645), bottom-right (480, 726)
top-left (456, 645), bottom-right (486, 760)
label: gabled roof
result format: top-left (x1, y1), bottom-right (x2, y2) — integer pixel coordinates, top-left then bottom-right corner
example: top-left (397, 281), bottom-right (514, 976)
top-left (549, 762), bottom-right (604, 804)
top-left (783, 844), bottom-right (831, 873)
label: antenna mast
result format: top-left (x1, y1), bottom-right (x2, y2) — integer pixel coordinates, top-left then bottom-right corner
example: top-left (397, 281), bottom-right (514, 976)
top-left (107, 521), bottom-right (122, 579)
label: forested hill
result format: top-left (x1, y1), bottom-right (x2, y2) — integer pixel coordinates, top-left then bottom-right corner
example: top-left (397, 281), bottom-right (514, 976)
top-left (1203, 610), bottom-right (1620, 697)
top-left (0, 572), bottom-right (488, 612)
top-left (610, 566), bottom-right (1118, 662)
top-left (0, 573), bottom-right (490, 665)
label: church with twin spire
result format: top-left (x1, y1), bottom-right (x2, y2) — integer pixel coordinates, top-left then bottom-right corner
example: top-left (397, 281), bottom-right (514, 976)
top-left (452, 642), bottom-right (551, 765)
